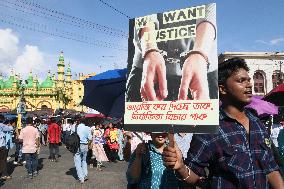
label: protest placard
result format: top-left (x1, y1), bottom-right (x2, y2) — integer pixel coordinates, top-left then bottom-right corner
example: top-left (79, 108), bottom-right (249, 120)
top-left (125, 3), bottom-right (218, 133)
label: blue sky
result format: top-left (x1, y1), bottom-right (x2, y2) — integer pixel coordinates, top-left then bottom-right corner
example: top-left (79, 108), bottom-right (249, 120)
top-left (0, 0), bottom-right (283, 80)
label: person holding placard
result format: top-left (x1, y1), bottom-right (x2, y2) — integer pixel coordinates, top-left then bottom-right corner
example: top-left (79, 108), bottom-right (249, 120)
top-left (126, 133), bottom-right (180, 189)
top-left (163, 58), bottom-right (284, 188)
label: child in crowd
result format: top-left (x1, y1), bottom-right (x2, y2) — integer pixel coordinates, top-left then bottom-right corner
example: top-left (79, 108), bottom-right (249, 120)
top-left (91, 124), bottom-right (108, 171)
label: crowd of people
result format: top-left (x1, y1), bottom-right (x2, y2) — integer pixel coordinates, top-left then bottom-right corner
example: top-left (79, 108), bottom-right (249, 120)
top-left (0, 113), bottom-right (134, 184)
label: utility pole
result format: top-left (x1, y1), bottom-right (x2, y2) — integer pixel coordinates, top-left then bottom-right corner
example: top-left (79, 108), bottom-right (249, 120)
top-left (279, 61), bottom-right (283, 84)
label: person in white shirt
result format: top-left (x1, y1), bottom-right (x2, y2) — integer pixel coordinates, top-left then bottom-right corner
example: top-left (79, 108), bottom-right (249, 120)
top-left (271, 122), bottom-right (283, 149)
top-left (62, 119), bottom-right (72, 144)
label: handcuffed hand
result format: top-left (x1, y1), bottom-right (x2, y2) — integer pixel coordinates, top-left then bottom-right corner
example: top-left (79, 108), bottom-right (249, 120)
top-left (141, 51), bottom-right (168, 101)
top-left (178, 53), bottom-right (210, 100)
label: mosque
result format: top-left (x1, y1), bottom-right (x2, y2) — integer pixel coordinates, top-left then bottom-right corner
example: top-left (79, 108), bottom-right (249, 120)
top-left (0, 52), bottom-right (93, 113)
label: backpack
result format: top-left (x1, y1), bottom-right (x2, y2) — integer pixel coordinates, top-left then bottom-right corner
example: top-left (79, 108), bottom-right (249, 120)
top-left (65, 125), bottom-right (80, 153)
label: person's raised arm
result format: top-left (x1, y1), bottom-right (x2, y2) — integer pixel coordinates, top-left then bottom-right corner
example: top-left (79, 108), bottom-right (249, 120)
top-left (178, 21), bottom-right (215, 100)
top-left (267, 171), bottom-right (284, 189)
top-left (123, 132), bottom-right (132, 162)
top-left (127, 143), bottom-right (147, 181)
top-left (139, 17), bottom-right (167, 101)
top-left (163, 140), bottom-right (200, 185)
top-left (179, 3), bottom-right (216, 101)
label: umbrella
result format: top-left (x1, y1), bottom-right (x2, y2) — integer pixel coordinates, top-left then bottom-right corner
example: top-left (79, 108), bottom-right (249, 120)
top-left (84, 114), bottom-right (105, 126)
top-left (29, 109), bottom-right (53, 117)
top-left (81, 68), bottom-right (127, 118)
top-left (0, 108), bottom-right (11, 113)
top-left (246, 95), bottom-right (278, 116)
top-left (84, 113), bottom-right (105, 118)
top-left (263, 83), bottom-right (284, 106)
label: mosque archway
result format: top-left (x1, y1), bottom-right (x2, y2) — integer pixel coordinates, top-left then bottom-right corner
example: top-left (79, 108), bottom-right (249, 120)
top-left (36, 101), bottom-right (52, 110)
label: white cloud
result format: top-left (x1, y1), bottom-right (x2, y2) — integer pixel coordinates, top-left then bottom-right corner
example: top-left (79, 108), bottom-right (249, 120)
top-left (255, 37), bottom-right (284, 46)
top-left (270, 38), bottom-right (284, 45)
top-left (0, 28), bottom-right (50, 80)
top-left (0, 28), bottom-right (19, 74)
top-left (0, 27), bottom-right (127, 82)
top-left (14, 45), bottom-right (47, 79)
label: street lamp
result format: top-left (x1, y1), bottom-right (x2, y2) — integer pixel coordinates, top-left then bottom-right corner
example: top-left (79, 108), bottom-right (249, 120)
top-left (16, 79), bottom-right (28, 129)
top-left (17, 79), bottom-right (28, 114)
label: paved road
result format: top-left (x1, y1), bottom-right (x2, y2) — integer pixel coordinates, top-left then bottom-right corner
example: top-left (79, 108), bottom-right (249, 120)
top-left (1, 146), bottom-right (128, 189)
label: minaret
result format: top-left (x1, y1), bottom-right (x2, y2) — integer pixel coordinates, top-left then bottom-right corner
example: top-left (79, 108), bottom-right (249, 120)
top-left (27, 71), bottom-right (33, 86)
top-left (47, 70), bottom-right (52, 81)
top-left (79, 73), bottom-right (84, 80)
top-left (52, 74), bottom-right (56, 88)
top-left (57, 51), bottom-right (65, 89)
top-left (10, 68), bottom-right (15, 77)
top-left (33, 74), bottom-right (38, 89)
top-left (11, 68), bottom-right (17, 88)
top-left (52, 74), bottom-right (56, 81)
top-left (28, 71), bottom-right (32, 77)
top-left (65, 62), bottom-right (72, 85)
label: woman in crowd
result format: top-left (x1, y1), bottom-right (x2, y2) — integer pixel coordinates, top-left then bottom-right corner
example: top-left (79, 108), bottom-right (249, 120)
top-left (5, 119), bottom-right (15, 162)
top-left (117, 127), bottom-right (124, 161)
top-left (13, 118), bottom-right (23, 165)
top-left (62, 118), bottom-right (72, 144)
top-left (126, 132), bottom-right (179, 189)
top-left (0, 118), bottom-right (14, 180)
top-left (91, 123), bottom-right (108, 171)
top-left (104, 122), bottom-right (119, 162)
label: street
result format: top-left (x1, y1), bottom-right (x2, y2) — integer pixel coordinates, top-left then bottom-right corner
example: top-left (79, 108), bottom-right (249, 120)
top-left (1, 146), bottom-right (128, 189)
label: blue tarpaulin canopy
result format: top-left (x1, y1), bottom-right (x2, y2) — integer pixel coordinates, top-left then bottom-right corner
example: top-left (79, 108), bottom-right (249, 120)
top-left (81, 68), bottom-right (127, 118)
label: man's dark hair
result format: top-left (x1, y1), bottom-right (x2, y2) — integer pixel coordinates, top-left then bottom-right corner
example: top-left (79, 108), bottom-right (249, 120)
top-left (218, 57), bottom-right (249, 85)
top-left (50, 117), bottom-right (56, 123)
top-left (81, 118), bottom-right (89, 126)
top-left (7, 119), bottom-right (17, 125)
top-left (34, 118), bottom-right (41, 124)
top-left (67, 119), bottom-right (74, 124)
top-left (26, 117), bottom-right (34, 125)
top-left (56, 119), bottom-right (62, 125)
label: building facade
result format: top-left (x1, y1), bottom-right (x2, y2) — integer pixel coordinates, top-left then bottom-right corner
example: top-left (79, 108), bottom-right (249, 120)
top-left (219, 52), bottom-right (284, 96)
top-left (0, 52), bottom-right (94, 112)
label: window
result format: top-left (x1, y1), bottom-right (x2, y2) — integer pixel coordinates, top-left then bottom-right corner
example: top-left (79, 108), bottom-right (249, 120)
top-left (272, 71), bottom-right (283, 88)
top-left (253, 72), bottom-right (264, 93)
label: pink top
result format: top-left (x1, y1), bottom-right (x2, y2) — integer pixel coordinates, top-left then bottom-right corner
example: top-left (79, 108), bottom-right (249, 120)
top-left (19, 125), bottom-right (40, 153)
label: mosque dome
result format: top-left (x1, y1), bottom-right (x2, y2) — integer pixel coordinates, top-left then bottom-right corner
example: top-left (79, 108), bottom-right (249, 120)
top-left (25, 72), bottom-right (34, 88)
top-left (40, 72), bottom-right (54, 88)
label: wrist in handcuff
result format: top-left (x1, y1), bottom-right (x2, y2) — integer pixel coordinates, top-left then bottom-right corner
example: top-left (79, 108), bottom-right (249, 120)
top-left (180, 50), bottom-right (210, 69)
top-left (142, 48), bottom-right (167, 60)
